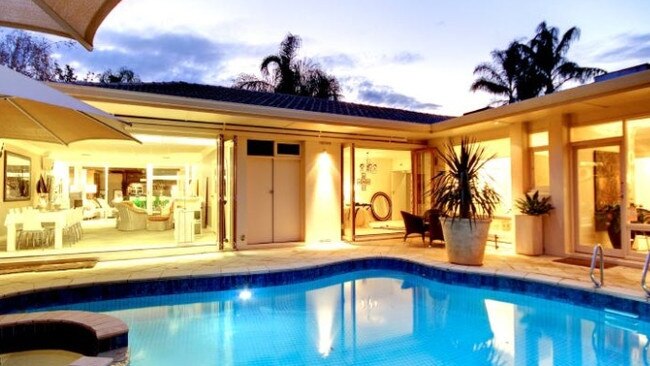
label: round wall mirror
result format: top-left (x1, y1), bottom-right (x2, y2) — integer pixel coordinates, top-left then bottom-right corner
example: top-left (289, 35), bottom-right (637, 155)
top-left (370, 191), bottom-right (392, 221)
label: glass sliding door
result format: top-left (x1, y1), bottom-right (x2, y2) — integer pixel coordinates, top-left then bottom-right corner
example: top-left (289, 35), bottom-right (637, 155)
top-left (343, 147), bottom-right (413, 239)
top-left (573, 143), bottom-right (624, 256)
top-left (626, 117), bottom-right (650, 256)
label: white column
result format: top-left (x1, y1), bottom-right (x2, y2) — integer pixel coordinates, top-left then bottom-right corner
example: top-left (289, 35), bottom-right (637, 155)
top-left (510, 122), bottom-right (529, 249)
top-left (547, 114), bottom-right (572, 256)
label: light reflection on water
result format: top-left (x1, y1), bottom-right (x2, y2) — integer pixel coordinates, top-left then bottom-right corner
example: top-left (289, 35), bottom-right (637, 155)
top-left (42, 270), bottom-right (650, 365)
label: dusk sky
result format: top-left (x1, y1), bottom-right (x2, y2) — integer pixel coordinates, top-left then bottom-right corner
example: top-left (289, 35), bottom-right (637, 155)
top-left (38, 0), bottom-right (650, 116)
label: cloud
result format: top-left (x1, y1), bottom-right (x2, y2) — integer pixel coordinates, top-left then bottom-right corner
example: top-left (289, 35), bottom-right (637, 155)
top-left (350, 79), bottom-right (440, 112)
top-left (384, 51), bottom-right (423, 64)
top-left (314, 53), bottom-right (357, 69)
top-left (57, 30), bottom-right (273, 83)
top-left (597, 33), bottom-right (650, 62)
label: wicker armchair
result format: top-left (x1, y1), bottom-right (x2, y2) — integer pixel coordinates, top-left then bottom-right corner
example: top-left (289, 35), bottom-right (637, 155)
top-left (115, 201), bottom-right (147, 231)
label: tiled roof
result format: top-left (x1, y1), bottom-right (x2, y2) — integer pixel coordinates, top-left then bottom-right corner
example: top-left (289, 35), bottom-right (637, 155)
top-left (77, 81), bottom-right (452, 125)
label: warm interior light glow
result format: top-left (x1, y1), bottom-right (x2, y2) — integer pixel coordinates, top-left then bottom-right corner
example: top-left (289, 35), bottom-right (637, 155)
top-left (316, 152), bottom-right (334, 198)
top-left (85, 184), bottom-right (97, 194)
top-left (529, 131), bottom-right (549, 147)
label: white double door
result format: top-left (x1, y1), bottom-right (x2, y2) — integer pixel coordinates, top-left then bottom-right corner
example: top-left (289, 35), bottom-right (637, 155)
top-left (246, 157), bottom-right (301, 244)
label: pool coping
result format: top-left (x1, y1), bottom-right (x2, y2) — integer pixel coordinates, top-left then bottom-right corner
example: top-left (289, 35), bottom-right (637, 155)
top-left (2, 256), bottom-right (650, 320)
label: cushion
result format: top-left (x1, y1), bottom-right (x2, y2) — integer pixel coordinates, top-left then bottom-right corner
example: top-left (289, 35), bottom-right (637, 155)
top-left (148, 215), bottom-right (168, 222)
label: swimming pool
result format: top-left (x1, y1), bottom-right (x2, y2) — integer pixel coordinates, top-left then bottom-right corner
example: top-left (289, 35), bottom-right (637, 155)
top-left (34, 266), bottom-right (650, 366)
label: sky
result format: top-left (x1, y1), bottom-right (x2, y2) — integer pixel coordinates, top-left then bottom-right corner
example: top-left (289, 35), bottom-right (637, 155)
top-left (39, 0), bottom-right (650, 116)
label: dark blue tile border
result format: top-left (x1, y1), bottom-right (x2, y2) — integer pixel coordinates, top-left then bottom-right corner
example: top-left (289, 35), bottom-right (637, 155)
top-left (2, 257), bottom-right (650, 320)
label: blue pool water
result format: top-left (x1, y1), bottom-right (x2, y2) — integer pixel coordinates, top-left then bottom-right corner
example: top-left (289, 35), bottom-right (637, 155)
top-left (41, 269), bottom-right (650, 365)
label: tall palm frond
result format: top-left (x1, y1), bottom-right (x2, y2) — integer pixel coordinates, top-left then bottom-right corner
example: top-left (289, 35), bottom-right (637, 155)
top-left (471, 42), bottom-right (536, 103)
top-left (530, 22), bottom-right (605, 93)
top-left (471, 21), bottom-right (605, 104)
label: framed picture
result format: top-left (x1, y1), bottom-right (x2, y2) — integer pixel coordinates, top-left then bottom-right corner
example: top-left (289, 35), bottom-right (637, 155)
top-left (4, 151), bottom-right (31, 201)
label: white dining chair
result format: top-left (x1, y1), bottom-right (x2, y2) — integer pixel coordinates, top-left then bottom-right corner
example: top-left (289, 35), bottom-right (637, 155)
top-left (18, 208), bottom-right (52, 248)
top-left (73, 207), bottom-right (84, 241)
top-left (63, 209), bottom-right (78, 245)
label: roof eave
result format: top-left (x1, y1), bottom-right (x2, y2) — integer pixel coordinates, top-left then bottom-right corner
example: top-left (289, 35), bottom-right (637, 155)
top-left (51, 83), bottom-right (438, 134)
top-left (435, 69), bottom-right (650, 131)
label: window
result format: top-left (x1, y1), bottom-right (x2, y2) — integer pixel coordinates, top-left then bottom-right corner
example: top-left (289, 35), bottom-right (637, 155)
top-left (247, 140), bottom-right (274, 156)
top-left (277, 143), bottom-right (300, 156)
top-left (247, 140), bottom-right (301, 156)
top-left (571, 121), bottom-right (622, 142)
top-left (531, 149), bottom-right (549, 190)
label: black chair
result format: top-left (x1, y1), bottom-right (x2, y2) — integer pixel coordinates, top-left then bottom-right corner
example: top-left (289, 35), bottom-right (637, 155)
top-left (424, 209), bottom-right (445, 245)
top-left (400, 211), bottom-right (426, 243)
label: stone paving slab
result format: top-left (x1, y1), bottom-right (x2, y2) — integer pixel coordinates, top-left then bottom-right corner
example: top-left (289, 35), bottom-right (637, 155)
top-left (0, 240), bottom-right (649, 304)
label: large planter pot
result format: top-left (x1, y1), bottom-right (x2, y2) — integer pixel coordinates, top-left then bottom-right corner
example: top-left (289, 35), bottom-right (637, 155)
top-left (515, 215), bottom-right (543, 255)
top-left (440, 217), bottom-right (492, 266)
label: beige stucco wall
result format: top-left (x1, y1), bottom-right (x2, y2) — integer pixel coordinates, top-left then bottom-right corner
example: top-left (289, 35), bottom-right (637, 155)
top-left (304, 141), bottom-right (341, 244)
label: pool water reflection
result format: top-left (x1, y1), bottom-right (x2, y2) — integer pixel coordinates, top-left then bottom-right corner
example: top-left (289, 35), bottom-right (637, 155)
top-left (42, 270), bottom-right (650, 365)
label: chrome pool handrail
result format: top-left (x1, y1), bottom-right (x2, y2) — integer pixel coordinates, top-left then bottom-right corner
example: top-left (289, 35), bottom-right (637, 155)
top-left (641, 252), bottom-right (650, 297)
top-left (590, 244), bottom-right (604, 288)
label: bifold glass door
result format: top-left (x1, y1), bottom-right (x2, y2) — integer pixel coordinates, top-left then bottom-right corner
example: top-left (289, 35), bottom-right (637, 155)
top-left (217, 135), bottom-right (237, 250)
top-left (342, 144), bottom-right (355, 241)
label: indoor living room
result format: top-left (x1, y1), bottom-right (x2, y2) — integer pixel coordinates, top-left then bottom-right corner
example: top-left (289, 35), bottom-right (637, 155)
top-left (1, 134), bottom-right (220, 257)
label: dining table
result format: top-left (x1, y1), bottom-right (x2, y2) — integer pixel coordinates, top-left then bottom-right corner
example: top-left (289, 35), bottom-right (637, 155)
top-left (4, 209), bottom-right (69, 251)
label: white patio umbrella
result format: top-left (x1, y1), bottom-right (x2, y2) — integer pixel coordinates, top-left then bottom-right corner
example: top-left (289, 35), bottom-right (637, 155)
top-left (0, 0), bottom-right (121, 51)
top-left (0, 64), bottom-right (138, 145)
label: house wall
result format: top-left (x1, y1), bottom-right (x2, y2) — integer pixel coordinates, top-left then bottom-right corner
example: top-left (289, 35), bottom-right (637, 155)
top-left (236, 137), bottom-right (340, 247)
top-left (235, 138), bottom-right (248, 248)
top-left (304, 141), bottom-right (341, 244)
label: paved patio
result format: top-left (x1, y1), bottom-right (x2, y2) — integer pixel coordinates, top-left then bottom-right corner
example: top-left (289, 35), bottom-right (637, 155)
top-left (0, 239), bottom-right (649, 306)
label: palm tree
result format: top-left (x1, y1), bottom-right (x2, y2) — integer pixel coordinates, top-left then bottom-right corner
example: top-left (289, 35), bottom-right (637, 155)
top-left (528, 22), bottom-right (605, 94)
top-left (470, 42), bottom-right (540, 104)
top-left (233, 33), bottom-right (342, 101)
top-left (471, 22), bottom-right (605, 103)
top-left (260, 33), bottom-right (302, 95)
top-left (295, 60), bottom-right (342, 100)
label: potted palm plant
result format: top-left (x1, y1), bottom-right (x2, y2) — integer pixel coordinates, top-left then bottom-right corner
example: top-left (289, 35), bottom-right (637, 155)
top-left (514, 191), bottom-right (554, 255)
top-left (430, 137), bottom-right (500, 266)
